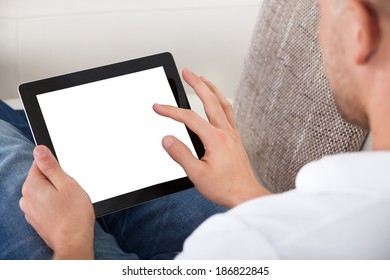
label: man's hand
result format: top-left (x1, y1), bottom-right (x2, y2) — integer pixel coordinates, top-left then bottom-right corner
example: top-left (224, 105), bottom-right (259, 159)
top-left (154, 69), bottom-right (271, 208)
top-left (19, 145), bottom-right (95, 260)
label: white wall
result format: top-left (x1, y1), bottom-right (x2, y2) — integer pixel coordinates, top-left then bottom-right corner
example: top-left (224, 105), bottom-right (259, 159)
top-left (0, 0), bottom-right (263, 100)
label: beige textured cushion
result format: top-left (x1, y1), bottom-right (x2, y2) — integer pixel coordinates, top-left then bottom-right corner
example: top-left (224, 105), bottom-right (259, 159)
top-left (234, 0), bottom-right (368, 193)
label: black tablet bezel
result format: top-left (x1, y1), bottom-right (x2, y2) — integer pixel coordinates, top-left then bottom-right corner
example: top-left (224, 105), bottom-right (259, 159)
top-left (18, 52), bottom-right (205, 217)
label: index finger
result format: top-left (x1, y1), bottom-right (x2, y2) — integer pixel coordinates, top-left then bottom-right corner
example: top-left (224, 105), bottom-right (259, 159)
top-left (153, 104), bottom-right (219, 148)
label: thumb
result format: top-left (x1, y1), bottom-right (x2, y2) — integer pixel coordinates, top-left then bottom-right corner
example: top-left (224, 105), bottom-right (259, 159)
top-left (33, 145), bottom-right (68, 189)
top-left (162, 136), bottom-right (203, 178)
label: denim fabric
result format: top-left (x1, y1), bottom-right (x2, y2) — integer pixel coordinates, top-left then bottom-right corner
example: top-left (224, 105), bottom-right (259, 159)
top-left (0, 104), bottom-right (226, 259)
top-left (98, 187), bottom-right (224, 260)
top-left (0, 101), bottom-right (34, 143)
top-left (0, 120), bottom-right (52, 259)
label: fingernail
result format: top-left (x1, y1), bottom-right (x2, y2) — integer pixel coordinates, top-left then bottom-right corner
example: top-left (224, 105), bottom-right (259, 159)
top-left (34, 146), bottom-right (48, 158)
top-left (162, 136), bottom-right (175, 149)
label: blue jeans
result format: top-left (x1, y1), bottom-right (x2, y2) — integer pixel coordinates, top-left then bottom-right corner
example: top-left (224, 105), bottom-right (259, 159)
top-left (0, 101), bottom-right (34, 143)
top-left (0, 102), bottom-right (226, 259)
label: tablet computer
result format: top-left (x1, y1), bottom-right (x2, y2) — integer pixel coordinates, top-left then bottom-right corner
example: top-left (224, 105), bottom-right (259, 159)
top-left (18, 52), bottom-right (204, 217)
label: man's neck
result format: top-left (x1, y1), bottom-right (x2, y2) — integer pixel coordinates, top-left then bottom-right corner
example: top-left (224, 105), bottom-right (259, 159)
top-left (370, 125), bottom-right (390, 150)
top-left (368, 85), bottom-right (390, 151)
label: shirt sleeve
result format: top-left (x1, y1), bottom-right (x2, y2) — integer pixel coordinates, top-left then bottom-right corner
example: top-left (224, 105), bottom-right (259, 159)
top-left (175, 213), bottom-right (280, 260)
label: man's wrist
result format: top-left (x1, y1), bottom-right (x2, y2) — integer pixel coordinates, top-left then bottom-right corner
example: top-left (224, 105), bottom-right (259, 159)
top-left (227, 182), bottom-right (272, 208)
top-left (52, 233), bottom-right (94, 260)
top-left (53, 243), bottom-right (94, 260)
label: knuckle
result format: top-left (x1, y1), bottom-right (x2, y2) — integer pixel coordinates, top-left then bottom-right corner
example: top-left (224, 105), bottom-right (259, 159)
top-left (192, 76), bottom-right (204, 89)
top-left (21, 182), bottom-right (31, 198)
top-left (222, 100), bottom-right (233, 112)
top-left (41, 160), bottom-right (59, 173)
top-left (183, 109), bottom-right (197, 120)
top-left (40, 160), bottom-right (63, 180)
top-left (214, 128), bottom-right (228, 143)
top-left (19, 197), bottom-right (25, 211)
top-left (208, 92), bottom-right (220, 104)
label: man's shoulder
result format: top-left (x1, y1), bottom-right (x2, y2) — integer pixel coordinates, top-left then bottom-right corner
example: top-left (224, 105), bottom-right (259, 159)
top-left (179, 179), bottom-right (390, 259)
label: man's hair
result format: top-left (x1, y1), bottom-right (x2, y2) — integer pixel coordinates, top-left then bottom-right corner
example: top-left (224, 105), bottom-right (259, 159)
top-left (364, 0), bottom-right (390, 19)
top-left (334, 0), bottom-right (389, 19)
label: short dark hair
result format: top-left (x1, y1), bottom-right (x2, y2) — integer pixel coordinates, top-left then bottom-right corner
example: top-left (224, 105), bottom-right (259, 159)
top-left (364, 0), bottom-right (390, 18)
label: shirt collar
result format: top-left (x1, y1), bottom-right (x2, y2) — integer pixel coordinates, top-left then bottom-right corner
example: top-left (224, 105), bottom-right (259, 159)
top-left (295, 152), bottom-right (390, 198)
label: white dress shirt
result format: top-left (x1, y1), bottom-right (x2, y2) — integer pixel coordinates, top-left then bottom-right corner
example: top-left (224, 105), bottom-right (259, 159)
top-left (176, 152), bottom-right (390, 259)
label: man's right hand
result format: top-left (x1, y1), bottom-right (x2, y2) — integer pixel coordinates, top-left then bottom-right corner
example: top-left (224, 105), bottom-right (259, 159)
top-left (154, 69), bottom-right (271, 209)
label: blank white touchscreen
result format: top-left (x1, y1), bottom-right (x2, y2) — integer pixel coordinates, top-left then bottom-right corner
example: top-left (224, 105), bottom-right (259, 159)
top-left (37, 66), bottom-right (196, 203)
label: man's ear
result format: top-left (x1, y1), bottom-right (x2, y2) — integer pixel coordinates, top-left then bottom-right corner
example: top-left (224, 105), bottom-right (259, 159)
top-left (347, 0), bottom-right (380, 64)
